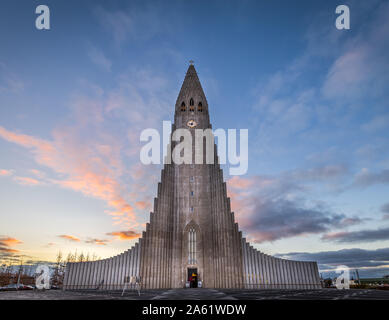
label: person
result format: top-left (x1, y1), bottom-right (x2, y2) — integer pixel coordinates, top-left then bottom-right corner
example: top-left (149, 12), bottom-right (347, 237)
top-left (189, 275), bottom-right (193, 288)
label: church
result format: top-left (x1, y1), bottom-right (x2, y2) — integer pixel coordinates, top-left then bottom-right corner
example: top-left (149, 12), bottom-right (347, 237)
top-left (63, 64), bottom-right (321, 290)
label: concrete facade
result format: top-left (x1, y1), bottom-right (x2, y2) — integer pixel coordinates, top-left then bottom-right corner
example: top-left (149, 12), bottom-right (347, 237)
top-left (63, 64), bottom-right (321, 290)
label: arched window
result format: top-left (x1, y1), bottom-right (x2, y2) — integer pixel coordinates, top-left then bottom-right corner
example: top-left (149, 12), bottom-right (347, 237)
top-left (188, 228), bottom-right (196, 264)
top-left (180, 102), bottom-right (186, 112)
top-left (189, 98), bottom-right (194, 111)
top-left (198, 102), bottom-right (203, 112)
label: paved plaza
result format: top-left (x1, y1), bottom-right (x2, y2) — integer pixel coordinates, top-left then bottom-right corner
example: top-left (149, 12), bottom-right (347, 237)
top-left (1, 288), bottom-right (389, 300)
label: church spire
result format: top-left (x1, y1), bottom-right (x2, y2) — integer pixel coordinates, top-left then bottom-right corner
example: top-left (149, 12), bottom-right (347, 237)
top-left (176, 64), bottom-right (207, 110)
top-left (174, 63), bottom-right (210, 129)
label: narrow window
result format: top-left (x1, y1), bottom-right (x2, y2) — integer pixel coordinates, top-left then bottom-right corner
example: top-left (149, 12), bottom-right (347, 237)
top-left (180, 101), bottom-right (186, 112)
top-left (189, 98), bottom-right (194, 111)
top-left (190, 191), bottom-right (194, 196)
top-left (188, 228), bottom-right (197, 264)
top-left (198, 102), bottom-right (203, 112)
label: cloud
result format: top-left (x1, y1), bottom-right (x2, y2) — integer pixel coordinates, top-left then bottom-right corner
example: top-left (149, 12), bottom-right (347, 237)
top-left (0, 237), bottom-right (23, 254)
top-left (135, 201), bottom-right (150, 211)
top-left (87, 46), bottom-right (112, 72)
top-left (0, 125), bottom-right (138, 227)
top-left (277, 247), bottom-right (389, 278)
top-left (29, 169), bottom-right (45, 179)
top-left (352, 168), bottom-right (389, 187)
top-left (321, 227), bottom-right (389, 243)
top-left (0, 169), bottom-right (13, 177)
top-left (94, 7), bottom-right (132, 46)
top-left (0, 65), bottom-right (173, 229)
top-left (381, 203), bottom-right (389, 218)
top-left (106, 230), bottom-right (141, 240)
top-left (0, 62), bottom-right (24, 93)
top-left (58, 235), bottom-right (81, 242)
top-left (0, 246), bottom-right (19, 253)
top-left (93, 5), bottom-right (170, 47)
top-left (13, 176), bottom-right (42, 186)
top-left (227, 167), bottom-right (354, 243)
top-left (0, 237), bottom-right (23, 247)
top-left (85, 238), bottom-right (110, 246)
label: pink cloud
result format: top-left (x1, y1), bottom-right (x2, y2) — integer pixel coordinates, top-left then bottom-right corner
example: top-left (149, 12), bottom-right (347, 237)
top-left (58, 235), bottom-right (81, 242)
top-left (0, 169), bottom-right (13, 177)
top-left (13, 176), bottom-right (42, 186)
top-left (0, 237), bottom-right (23, 246)
top-left (107, 230), bottom-right (141, 240)
top-left (0, 125), bottom-right (138, 227)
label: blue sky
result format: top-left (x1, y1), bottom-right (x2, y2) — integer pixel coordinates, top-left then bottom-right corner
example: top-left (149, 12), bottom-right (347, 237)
top-left (0, 0), bottom-right (389, 277)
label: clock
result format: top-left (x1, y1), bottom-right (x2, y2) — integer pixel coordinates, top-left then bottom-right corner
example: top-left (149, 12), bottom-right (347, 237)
top-left (187, 120), bottom-right (197, 128)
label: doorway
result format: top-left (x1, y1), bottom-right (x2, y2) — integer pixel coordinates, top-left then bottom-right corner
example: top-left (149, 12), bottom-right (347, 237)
top-left (187, 268), bottom-right (198, 288)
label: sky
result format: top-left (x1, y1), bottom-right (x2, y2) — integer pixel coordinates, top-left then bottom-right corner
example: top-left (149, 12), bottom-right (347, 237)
top-left (0, 0), bottom-right (389, 278)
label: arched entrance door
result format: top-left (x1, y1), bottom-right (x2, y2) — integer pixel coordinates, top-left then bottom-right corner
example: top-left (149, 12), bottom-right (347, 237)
top-left (184, 221), bottom-right (202, 288)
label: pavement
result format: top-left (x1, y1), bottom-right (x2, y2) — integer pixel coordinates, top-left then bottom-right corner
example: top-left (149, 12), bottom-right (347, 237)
top-left (1, 288), bottom-right (389, 300)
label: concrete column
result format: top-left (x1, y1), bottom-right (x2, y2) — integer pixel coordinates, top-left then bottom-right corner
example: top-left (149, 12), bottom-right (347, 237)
top-left (275, 258), bottom-right (281, 289)
top-left (276, 259), bottom-right (283, 289)
top-left (89, 261), bottom-right (96, 289)
top-left (136, 240), bottom-right (141, 278)
top-left (287, 260), bottom-right (294, 289)
top-left (107, 258), bottom-right (113, 290)
top-left (284, 260), bottom-right (291, 290)
top-left (105, 258), bottom-right (112, 290)
top-left (240, 239), bottom-right (247, 289)
top-left (247, 244), bottom-right (253, 289)
top-left (94, 260), bottom-right (101, 289)
top-left (88, 261), bottom-right (95, 289)
top-left (113, 256), bottom-right (119, 290)
top-left (119, 253), bottom-right (125, 290)
top-left (85, 262), bottom-right (92, 289)
top-left (254, 250), bottom-right (260, 289)
top-left (307, 262), bottom-right (315, 289)
top-left (257, 253), bottom-right (263, 289)
top-left (264, 255), bottom-right (270, 288)
top-left (100, 259), bottom-right (106, 290)
top-left (271, 257), bottom-right (278, 289)
top-left (65, 263), bottom-right (72, 289)
top-left (313, 262), bottom-right (321, 288)
top-left (78, 262), bottom-right (85, 290)
top-left (130, 248), bottom-right (135, 279)
top-left (298, 261), bottom-right (304, 289)
top-left (264, 254), bottom-right (270, 289)
top-left (262, 255), bottom-right (267, 289)
top-left (281, 259), bottom-right (289, 290)
top-left (272, 257), bottom-right (281, 289)
top-left (290, 261), bottom-right (297, 289)
top-left (303, 262), bottom-right (309, 289)
top-left (291, 261), bottom-right (297, 289)
top-left (78, 262), bottom-right (84, 290)
top-left (267, 257), bottom-right (273, 289)
top-left (116, 254), bottom-right (122, 290)
top-left (251, 247), bottom-right (258, 289)
top-left (74, 263), bottom-right (80, 289)
top-left (254, 252), bottom-right (259, 289)
top-left (246, 245), bottom-right (251, 289)
top-left (125, 250), bottom-right (130, 283)
top-left (302, 262), bottom-right (308, 289)
top-left (257, 251), bottom-right (262, 289)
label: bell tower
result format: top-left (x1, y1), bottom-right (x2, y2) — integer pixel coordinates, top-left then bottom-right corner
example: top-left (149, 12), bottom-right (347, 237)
top-left (63, 63), bottom-right (322, 291)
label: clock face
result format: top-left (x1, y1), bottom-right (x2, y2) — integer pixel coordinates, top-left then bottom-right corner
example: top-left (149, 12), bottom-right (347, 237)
top-left (187, 120), bottom-right (197, 128)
